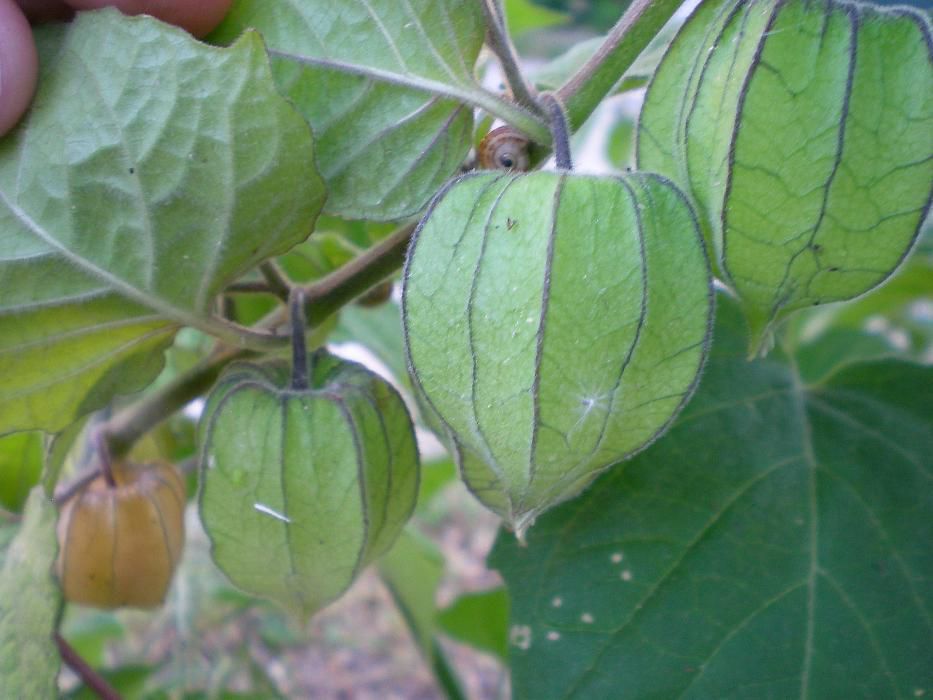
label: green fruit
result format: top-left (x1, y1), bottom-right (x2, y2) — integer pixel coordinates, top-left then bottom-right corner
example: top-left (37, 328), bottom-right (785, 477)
top-left (403, 171), bottom-right (712, 537)
top-left (638, 0), bottom-right (933, 352)
top-left (198, 350), bottom-right (419, 617)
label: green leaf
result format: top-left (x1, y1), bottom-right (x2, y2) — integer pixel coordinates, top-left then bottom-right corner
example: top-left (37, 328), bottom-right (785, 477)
top-left (531, 18), bottom-right (680, 95)
top-left (504, 0), bottom-right (569, 37)
top-left (331, 300), bottom-right (409, 387)
top-left (491, 296), bottom-right (933, 699)
top-left (0, 431), bottom-right (43, 512)
top-left (199, 352), bottom-right (420, 617)
top-left (794, 327), bottom-right (899, 385)
top-left (380, 530), bottom-right (468, 700)
top-left (403, 171), bottom-right (712, 535)
top-left (211, 0), bottom-right (503, 220)
top-left (59, 609), bottom-right (124, 668)
top-left (41, 418), bottom-right (89, 498)
top-left (0, 10), bottom-right (325, 436)
top-left (0, 488), bottom-right (62, 696)
top-left (64, 665), bottom-right (151, 699)
top-left (437, 587), bottom-right (509, 660)
top-left (638, 0), bottom-right (933, 351)
top-left (379, 529), bottom-right (445, 655)
top-left (418, 459), bottom-right (458, 508)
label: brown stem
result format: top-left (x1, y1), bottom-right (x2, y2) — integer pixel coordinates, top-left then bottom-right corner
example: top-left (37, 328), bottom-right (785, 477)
top-left (302, 222), bottom-right (416, 326)
top-left (225, 281), bottom-right (276, 295)
top-left (56, 633), bottom-right (122, 700)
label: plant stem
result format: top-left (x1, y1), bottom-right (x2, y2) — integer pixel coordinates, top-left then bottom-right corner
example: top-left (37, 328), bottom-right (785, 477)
top-left (480, 0), bottom-right (542, 115)
top-left (541, 93), bottom-right (573, 170)
top-left (54, 469), bottom-right (101, 506)
top-left (94, 432), bottom-right (116, 488)
top-left (302, 222), bottom-right (416, 326)
top-left (105, 346), bottom-right (249, 457)
top-left (289, 289), bottom-right (309, 390)
top-left (103, 222), bottom-right (418, 456)
top-left (259, 261), bottom-right (292, 302)
top-left (56, 633), bottom-right (121, 700)
top-left (557, 0), bottom-right (683, 130)
top-left (224, 281), bottom-right (276, 295)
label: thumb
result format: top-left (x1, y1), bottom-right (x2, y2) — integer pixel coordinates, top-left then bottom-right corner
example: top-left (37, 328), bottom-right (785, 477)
top-left (0, 0), bottom-right (38, 137)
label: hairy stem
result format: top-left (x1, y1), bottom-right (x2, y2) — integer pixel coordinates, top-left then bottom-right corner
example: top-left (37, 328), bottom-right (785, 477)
top-left (302, 222), bottom-right (416, 326)
top-left (56, 633), bottom-right (121, 700)
top-left (480, 0), bottom-right (542, 115)
top-left (557, 0), bottom-right (682, 130)
top-left (541, 93), bottom-right (573, 170)
top-left (289, 289), bottom-right (309, 391)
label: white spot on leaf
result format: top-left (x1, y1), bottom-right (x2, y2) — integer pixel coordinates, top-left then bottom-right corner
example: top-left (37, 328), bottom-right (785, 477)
top-left (547, 631), bottom-right (561, 641)
top-left (510, 624), bottom-right (532, 650)
top-left (621, 569), bottom-right (633, 582)
top-left (580, 613), bottom-right (594, 624)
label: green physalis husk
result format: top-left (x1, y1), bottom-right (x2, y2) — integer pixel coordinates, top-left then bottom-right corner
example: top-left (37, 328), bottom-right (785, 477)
top-left (638, 0), bottom-right (933, 354)
top-left (198, 350), bottom-right (419, 617)
top-left (403, 170), bottom-right (713, 537)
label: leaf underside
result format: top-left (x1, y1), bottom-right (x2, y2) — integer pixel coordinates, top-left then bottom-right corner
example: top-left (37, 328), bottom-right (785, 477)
top-left (0, 11), bottom-right (324, 435)
top-left (210, 0), bottom-right (486, 221)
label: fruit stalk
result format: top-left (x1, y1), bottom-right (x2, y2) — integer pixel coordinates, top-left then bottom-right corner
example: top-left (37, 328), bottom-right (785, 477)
top-left (289, 288), bottom-right (310, 391)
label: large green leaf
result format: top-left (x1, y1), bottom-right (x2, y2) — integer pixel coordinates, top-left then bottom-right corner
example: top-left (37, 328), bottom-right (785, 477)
top-left (0, 488), bottom-right (62, 696)
top-left (491, 296), bottom-right (932, 699)
top-left (638, 0), bottom-right (933, 350)
top-left (211, 0), bottom-right (497, 220)
top-left (0, 11), bottom-right (325, 436)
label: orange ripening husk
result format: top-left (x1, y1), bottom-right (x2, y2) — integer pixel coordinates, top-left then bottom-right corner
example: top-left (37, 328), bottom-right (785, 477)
top-left (56, 461), bottom-right (185, 609)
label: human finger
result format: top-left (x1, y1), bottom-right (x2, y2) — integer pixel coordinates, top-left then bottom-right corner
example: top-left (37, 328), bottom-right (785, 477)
top-left (0, 0), bottom-right (38, 137)
top-left (63, 0), bottom-right (233, 37)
